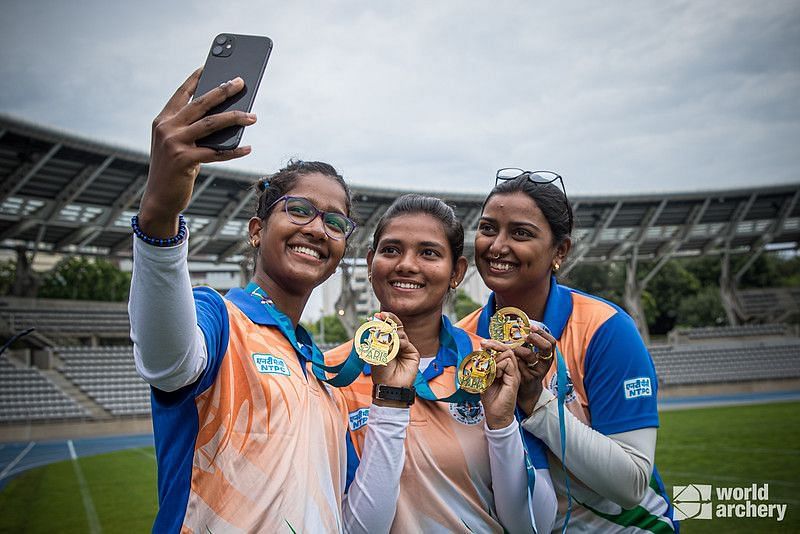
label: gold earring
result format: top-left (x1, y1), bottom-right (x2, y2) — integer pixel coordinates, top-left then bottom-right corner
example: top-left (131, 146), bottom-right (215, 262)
top-left (251, 239), bottom-right (259, 248)
top-left (450, 281), bottom-right (458, 289)
top-left (553, 262), bottom-right (560, 272)
top-left (368, 271), bottom-right (372, 282)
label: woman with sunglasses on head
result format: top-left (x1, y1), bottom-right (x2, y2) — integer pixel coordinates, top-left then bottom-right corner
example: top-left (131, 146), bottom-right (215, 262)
top-left (458, 169), bottom-right (676, 533)
top-left (326, 194), bottom-right (558, 533)
top-left (128, 71), bottom-right (418, 532)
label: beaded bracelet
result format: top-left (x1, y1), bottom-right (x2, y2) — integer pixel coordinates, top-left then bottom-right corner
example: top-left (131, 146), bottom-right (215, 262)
top-left (131, 214), bottom-right (187, 247)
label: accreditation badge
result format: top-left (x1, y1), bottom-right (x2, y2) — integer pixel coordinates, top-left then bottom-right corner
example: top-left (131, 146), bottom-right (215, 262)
top-left (354, 317), bottom-right (400, 366)
top-left (489, 306), bottom-right (531, 348)
top-left (457, 350), bottom-right (497, 394)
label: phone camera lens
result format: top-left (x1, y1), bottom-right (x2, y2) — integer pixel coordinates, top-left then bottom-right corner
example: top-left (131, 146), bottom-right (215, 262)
top-left (212, 45), bottom-right (224, 56)
top-left (215, 35), bottom-right (227, 45)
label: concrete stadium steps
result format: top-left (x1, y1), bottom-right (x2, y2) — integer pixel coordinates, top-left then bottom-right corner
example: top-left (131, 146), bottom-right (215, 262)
top-left (55, 346), bottom-right (150, 417)
top-left (0, 298), bottom-right (131, 344)
top-left (650, 340), bottom-right (800, 386)
top-left (0, 356), bottom-right (90, 423)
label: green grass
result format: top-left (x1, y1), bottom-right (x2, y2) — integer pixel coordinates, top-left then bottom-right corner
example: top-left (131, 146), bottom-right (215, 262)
top-left (0, 402), bottom-right (798, 533)
top-left (657, 401), bottom-right (800, 533)
top-left (0, 447), bottom-right (157, 533)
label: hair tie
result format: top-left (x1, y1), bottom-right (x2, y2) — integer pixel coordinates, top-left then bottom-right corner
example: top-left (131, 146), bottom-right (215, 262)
top-left (257, 177), bottom-right (270, 192)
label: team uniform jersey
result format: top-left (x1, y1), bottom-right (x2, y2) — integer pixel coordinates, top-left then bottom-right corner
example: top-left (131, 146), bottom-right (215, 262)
top-left (458, 276), bottom-right (677, 533)
top-left (149, 286), bottom-right (351, 533)
top-left (326, 316), bottom-right (549, 533)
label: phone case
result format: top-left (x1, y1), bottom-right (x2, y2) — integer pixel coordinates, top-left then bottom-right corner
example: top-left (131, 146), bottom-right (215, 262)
top-left (195, 34), bottom-right (273, 151)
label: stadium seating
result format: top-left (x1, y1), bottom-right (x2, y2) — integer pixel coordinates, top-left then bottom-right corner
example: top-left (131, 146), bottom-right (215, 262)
top-left (0, 355), bottom-right (90, 422)
top-left (668, 323), bottom-right (796, 343)
top-left (650, 340), bottom-right (800, 386)
top-left (56, 346), bottom-right (150, 416)
top-left (736, 288), bottom-right (800, 322)
top-left (0, 298), bottom-right (130, 343)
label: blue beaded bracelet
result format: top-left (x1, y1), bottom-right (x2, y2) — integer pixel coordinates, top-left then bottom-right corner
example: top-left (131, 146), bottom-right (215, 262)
top-left (131, 214), bottom-right (187, 247)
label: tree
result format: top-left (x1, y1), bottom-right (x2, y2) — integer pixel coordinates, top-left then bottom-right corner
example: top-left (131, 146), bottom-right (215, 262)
top-left (0, 259), bottom-right (14, 296)
top-left (454, 290), bottom-right (481, 320)
top-left (306, 314), bottom-right (349, 344)
top-left (676, 286), bottom-right (727, 328)
top-left (39, 257), bottom-right (131, 301)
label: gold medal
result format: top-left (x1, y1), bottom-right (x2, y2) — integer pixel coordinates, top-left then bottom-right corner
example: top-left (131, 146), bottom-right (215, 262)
top-left (354, 318), bottom-right (400, 366)
top-left (457, 350), bottom-right (497, 394)
top-left (489, 306), bottom-right (531, 348)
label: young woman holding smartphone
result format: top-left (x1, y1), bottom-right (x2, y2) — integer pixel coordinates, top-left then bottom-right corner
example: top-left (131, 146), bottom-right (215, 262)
top-left (129, 71), bottom-right (418, 532)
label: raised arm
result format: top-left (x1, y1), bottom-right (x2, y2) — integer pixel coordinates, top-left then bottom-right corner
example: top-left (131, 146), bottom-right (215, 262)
top-left (129, 70), bottom-right (256, 391)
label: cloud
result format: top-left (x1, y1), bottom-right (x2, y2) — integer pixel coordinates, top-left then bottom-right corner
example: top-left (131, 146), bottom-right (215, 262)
top-left (1, 0), bottom-right (798, 196)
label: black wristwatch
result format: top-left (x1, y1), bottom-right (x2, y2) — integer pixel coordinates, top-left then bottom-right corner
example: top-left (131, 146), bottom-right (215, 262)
top-left (372, 384), bottom-right (416, 406)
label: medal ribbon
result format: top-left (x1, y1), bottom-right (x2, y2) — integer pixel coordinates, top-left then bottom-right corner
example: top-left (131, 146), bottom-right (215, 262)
top-left (244, 282), bottom-right (363, 386)
top-left (477, 298), bottom-right (572, 533)
top-left (412, 318), bottom-right (479, 404)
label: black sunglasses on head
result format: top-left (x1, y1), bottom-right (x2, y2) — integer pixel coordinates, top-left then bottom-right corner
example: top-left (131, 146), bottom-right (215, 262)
top-left (495, 168), bottom-right (573, 232)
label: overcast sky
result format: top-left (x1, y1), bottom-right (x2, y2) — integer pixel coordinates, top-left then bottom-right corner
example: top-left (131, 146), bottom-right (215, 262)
top-left (1, 0), bottom-right (798, 196)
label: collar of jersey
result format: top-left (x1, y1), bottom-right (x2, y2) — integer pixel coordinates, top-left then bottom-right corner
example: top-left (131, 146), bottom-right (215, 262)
top-left (477, 275), bottom-right (573, 340)
top-left (362, 314), bottom-right (467, 379)
top-left (226, 283), bottom-right (317, 363)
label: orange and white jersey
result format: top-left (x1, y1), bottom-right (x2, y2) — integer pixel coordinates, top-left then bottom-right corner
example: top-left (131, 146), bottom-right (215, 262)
top-left (150, 286), bottom-right (350, 533)
top-left (458, 277), bottom-right (676, 533)
top-left (326, 317), bottom-right (549, 533)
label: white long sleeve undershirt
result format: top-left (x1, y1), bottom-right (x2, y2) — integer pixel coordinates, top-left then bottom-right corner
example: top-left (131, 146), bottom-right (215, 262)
top-left (129, 236), bottom-right (555, 531)
top-left (521, 389), bottom-right (656, 509)
top-left (342, 404), bottom-right (409, 533)
top-left (129, 236), bottom-right (206, 392)
top-left (486, 419), bottom-right (557, 534)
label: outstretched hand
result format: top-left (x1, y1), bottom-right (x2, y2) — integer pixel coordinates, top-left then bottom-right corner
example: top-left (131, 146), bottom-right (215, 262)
top-left (138, 68), bottom-right (257, 237)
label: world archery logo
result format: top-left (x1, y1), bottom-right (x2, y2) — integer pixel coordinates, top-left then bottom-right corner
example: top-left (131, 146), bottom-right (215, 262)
top-left (673, 484), bottom-right (713, 520)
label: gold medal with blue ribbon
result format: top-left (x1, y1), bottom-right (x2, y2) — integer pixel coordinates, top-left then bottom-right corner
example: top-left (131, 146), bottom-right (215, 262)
top-left (354, 316), bottom-right (400, 366)
top-left (489, 306), bottom-right (531, 348)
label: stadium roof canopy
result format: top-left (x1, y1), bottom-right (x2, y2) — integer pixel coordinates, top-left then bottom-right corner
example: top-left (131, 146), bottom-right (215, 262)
top-left (1, 113), bottom-right (799, 269)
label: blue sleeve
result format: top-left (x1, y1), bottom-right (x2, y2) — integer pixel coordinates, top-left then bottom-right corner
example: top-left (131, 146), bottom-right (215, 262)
top-left (193, 287), bottom-right (230, 394)
top-left (152, 287), bottom-right (229, 405)
top-left (344, 431), bottom-right (360, 493)
top-left (583, 311), bottom-right (659, 435)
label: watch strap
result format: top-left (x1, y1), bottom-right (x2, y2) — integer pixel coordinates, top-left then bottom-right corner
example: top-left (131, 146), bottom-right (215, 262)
top-left (372, 384), bottom-right (416, 406)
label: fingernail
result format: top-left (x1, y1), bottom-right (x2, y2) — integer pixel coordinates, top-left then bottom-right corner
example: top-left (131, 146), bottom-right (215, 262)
top-left (247, 113), bottom-right (257, 121)
top-left (241, 146), bottom-right (252, 154)
top-left (232, 76), bottom-right (243, 84)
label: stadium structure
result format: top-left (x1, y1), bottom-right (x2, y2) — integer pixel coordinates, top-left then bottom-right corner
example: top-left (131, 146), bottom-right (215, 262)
top-left (1, 113), bottom-right (799, 442)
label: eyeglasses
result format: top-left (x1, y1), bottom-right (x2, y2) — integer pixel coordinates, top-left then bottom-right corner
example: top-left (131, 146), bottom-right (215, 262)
top-left (495, 168), bottom-right (573, 231)
top-left (266, 195), bottom-right (357, 240)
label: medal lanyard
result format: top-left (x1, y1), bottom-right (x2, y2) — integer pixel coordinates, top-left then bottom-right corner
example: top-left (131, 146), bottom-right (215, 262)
top-left (478, 302), bottom-right (572, 533)
top-left (412, 319), bottom-right (479, 404)
top-left (244, 282), bottom-right (363, 387)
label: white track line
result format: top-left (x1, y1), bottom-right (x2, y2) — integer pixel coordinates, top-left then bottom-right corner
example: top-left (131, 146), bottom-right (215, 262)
top-left (67, 440), bottom-right (102, 534)
top-left (0, 441), bottom-right (35, 480)
top-left (130, 447), bottom-right (156, 460)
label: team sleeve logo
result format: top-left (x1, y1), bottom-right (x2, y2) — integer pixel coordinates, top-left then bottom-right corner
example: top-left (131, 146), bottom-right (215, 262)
top-left (251, 353), bottom-right (291, 376)
top-left (348, 408), bottom-right (370, 431)
top-left (623, 377), bottom-right (652, 399)
top-left (547, 368), bottom-right (577, 403)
